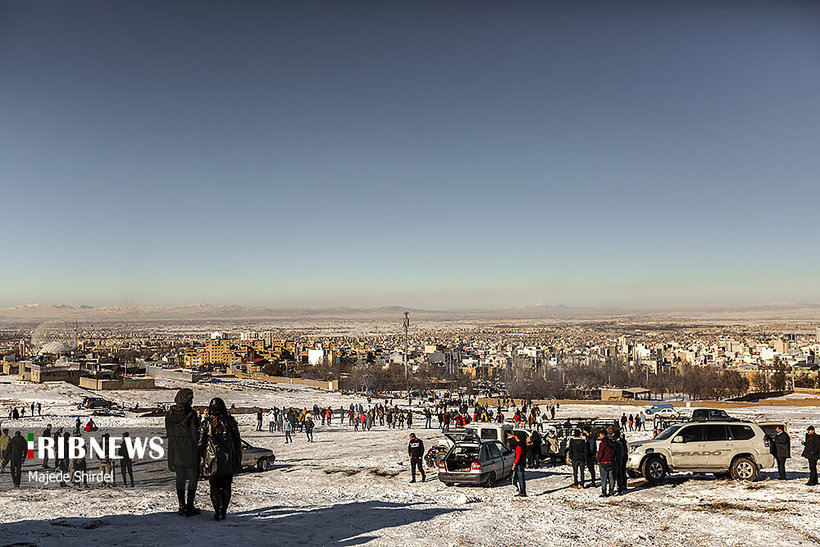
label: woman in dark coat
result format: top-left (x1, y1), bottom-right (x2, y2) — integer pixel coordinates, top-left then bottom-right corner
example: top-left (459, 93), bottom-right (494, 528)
top-left (165, 388), bottom-right (200, 516)
top-left (199, 397), bottom-right (242, 521)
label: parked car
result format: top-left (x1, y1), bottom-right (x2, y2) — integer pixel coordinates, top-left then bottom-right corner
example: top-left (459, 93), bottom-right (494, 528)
top-left (654, 408), bottom-right (679, 418)
top-left (425, 423), bottom-right (513, 468)
top-left (645, 403), bottom-right (675, 415)
top-left (77, 397), bottom-right (115, 410)
top-left (438, 437), bottom-right (515, 487)
top-left (627, 421), bottom-right (774, 483)
top-left (690, 408), bottom-right (736, 421)
top-left (240, 439), bottom-right (275, 471)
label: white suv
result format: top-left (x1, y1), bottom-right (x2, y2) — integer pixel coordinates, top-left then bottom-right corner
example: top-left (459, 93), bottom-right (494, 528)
top-left (627, 421), bottom-right (775, 482)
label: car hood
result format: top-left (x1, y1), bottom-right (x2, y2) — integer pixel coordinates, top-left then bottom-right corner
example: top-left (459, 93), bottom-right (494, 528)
top-left (628, 439), bottom-right (663, 451)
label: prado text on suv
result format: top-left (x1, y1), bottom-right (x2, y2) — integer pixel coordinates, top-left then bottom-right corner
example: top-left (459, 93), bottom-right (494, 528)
top-left (626, 421), bottom-right (775, 483)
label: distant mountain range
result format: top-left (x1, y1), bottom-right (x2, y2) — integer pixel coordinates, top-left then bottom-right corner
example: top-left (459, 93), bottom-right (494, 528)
top-left (2, 302), bottom-right (820, 323)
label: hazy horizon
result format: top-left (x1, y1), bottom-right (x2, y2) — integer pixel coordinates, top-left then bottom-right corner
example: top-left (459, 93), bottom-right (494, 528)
top-left (3, 2), bottom-right (819, 309)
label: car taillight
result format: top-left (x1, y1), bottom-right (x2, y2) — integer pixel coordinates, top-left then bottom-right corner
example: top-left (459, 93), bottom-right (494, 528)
top-left (471, 461), bottom-right (482, 471)
top-left (764, 437), bottom-right (770, 447)
top-left (438, 461), bottom-right (446, 469)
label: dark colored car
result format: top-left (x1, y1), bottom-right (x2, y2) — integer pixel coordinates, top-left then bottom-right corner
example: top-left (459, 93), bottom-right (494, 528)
top-left (78, 397), bottom-right (114, 410)
top-left (691, 409), bottom-right (737, 422)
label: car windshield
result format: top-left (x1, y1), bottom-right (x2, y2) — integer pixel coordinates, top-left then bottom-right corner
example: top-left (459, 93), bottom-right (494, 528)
top-left (655, 424), bottom-right (684, 440)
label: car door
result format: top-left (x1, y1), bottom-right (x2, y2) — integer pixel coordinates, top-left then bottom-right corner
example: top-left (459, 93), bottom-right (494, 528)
top-left (670, 424), bottom-right (706, 468)
top-left (485, 442), bottom-right (503, 477)
top-left (703, 424), bottom-right (732, 469)
top-left (495, 441), bottom-right (514, 477)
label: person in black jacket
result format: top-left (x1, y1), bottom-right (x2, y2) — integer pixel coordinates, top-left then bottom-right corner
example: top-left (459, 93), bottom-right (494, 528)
top-left (119, 431), bottom-right (135, 487)
top-left (802, 425), bottom-right (820, 486)
top-left (7, 431), bottom-right (27, 487)
top-left (52, 427), bottom-right (63, 470)
top-left (772, 425), bottom-right (791, 480)
top-left (165, 388), bottom-right (201, 516)
top-left (199, 397), bottom-right (242, 521)
top-left (583, 427), bottom-right (597, 488)
top-left (41, 424), bottom-right (52, 468)
top-left (408, 433), bottom-right (425, 483)
top-left (305, 417), bottom-right (315, 443)
top-left (568, 429), bottom-right (589, 488)
top-left (615, 432), bottom-right (628, 495)
top-left (528, 430), bottom-right (542, 469)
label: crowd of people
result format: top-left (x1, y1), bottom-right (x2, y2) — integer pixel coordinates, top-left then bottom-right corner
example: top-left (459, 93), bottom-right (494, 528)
top-left (0, 417), bottom-right (133, 489)
top-left (2, 389), bottom-right (819, 518)
top-left (6, 402), bottom-right (43, 420)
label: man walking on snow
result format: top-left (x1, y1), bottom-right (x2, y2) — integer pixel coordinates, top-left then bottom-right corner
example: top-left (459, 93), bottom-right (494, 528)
top-left (408, 433), bottom-right (426, 483)
top-left (508, 431), bottom-right (526, 497)
top-left (8, 431), bottom-right (26, 487)
top-left (802, 425), bottom-right (819, 486)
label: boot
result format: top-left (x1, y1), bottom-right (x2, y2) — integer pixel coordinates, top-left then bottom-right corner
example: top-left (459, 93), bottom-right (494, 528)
top-left (210, 490), bottom-right (222, 520)
top-left (219, 487), bottom-right (231, 520)
top-left (185, 488), bottom-right (201, 516)
top-left (177, 489), bottom-right (186, 516)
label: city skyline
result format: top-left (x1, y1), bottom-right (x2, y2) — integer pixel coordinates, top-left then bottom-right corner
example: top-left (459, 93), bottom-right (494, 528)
top-left (2, 2), bottom-right (820, 309)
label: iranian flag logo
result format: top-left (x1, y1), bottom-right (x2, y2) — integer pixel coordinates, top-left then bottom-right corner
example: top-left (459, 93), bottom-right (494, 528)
top-left (27, 433), bottom-right (35, 459)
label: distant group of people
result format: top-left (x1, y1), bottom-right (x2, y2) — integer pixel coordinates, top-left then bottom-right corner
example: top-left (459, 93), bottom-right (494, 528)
top-left (0, 421), bottom-right (135, 489)
top-left (620, 412), bottom-right (646, 432)
top-left (6, 402), bottom-right (42, 420)
top-left (255, 403), bottom-right (426, 443)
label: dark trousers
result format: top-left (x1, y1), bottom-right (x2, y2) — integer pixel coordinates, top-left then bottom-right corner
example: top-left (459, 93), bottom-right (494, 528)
top-left (175, 466), bottom-right (198, 508)
top-left (410, 457), bottom-right (425, 481)
top-left (572, 460), bottom-right (585, 486)
top-left (10, 459), bottom-right (22, 486)
top-left (121, 460), bottom-right (134, 486)
top-left (514, 466), bottom-right (526, 495)
top-left (777, 457), bottom-right (787, 480)
top-left (586, 457), bottom-right (597, 485)
top-left (209, 475), bottom-right (233, 517)
top-left (599, 462), bottom-right (615, 496)
top-left (808, 459), bottom-right (818, 485)
top-left (528, 448), bottom-right (540, 469)
top-left (616, 461), bottom-right (627, 492)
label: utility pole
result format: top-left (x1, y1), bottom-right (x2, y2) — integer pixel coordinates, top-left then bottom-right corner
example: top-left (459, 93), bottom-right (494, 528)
top-left (403, 311), bottom-right (410, 381)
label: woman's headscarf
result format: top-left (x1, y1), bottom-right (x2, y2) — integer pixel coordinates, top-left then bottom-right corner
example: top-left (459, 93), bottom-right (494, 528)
top-left (174, 388), bottom-right (194, 405)
top-left (209, 397), bottom-right (228, 416)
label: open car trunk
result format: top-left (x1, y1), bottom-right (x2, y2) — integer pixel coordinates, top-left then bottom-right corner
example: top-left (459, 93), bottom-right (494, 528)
top-left (445, 445), bottom-right (480, 472)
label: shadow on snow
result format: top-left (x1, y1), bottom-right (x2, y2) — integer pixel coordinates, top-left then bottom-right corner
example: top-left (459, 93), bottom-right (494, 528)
top-left (0, 500), bottom-right (465, 546)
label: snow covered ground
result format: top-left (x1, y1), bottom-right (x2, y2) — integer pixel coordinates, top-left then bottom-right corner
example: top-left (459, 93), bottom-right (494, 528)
top-left (1, 375), bottom-right (819, 546)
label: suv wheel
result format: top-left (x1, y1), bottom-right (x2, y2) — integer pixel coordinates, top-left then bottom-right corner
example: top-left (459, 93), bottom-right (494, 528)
top-left (730, 457), bottom-right (758, 481)
top-left (642, 456), bottom-right (666, 483)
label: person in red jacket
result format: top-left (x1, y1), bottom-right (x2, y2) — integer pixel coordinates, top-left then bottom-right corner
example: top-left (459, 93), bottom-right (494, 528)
top-left (508, 431), bottom-right (527, 497)
top-left (596, 430), bottom-right (616, 497)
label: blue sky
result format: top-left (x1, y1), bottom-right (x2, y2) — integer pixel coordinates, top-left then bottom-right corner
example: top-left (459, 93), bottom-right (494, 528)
top-left (1, 1), bottom-right (819, 309)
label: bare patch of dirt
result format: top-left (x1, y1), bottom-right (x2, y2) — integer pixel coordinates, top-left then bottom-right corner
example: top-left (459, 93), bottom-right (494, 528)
top-left (369, 467), bottom-right (401, 478)
top-left (323, 466), bottom-right (361, 476)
